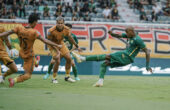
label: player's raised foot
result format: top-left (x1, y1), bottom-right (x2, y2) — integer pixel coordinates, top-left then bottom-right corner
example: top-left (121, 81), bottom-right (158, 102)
top-left (43, 73), bottom-right (50, 80)
top-left (35, 56), bottom-right (40, 67)
top-left (0, 75), bottom-right (5, 84)
top-left (65, 77), bottom-right (76, 83)
top-left (52, 79), bottom-right (58, 84)
top-left (8, 78), bottom-right (15, 87)
top-left (71, 52), bottom-right (85, 63)
top-left (93, 79), bottom-right (104, 87)
top-left (75, 77), bottom-right (80, 81)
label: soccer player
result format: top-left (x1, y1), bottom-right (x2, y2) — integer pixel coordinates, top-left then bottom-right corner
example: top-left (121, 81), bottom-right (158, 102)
top-left (43, 23), bottom-right (80, 81)
top-left (0, 14), bottom-right (62, 87)
top-left (46, 16), bottom-right (82, 84)
top-left (72, 26), bottom-right (152, 87)
top-left (0, 26), bottom-right (18, 83)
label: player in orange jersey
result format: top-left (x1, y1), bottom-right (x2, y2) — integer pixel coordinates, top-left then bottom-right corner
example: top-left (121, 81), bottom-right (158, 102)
top-left (0, 14), bottom-right (62, 87)
top-left (0, 26), bottom-right (18, 83)
top-left (47, 16), bottom-right (82, 83)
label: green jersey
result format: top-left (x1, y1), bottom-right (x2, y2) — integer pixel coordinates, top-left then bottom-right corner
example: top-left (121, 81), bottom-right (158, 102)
top-left (64, 33), bottom-right (78, 50)
top-left (122, 33), bottom-right (146, 60)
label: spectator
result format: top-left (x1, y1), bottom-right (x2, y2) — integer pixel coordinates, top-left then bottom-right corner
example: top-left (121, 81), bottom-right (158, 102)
top-left (102, 6), bottom-right (111, 19)
top-left (81, 1), bottom-right (89, 12)
top-left (2, 7), bottom-right (7, 18)
top-left (83, 12), bottom-right (91, 21)
top-left (140, 8), bottom-right (148, 21)
top-left (12, 1), bottom-right (18, 17)
top-left (152, 3), bottom-right (163, 18)
top-left (19, 0), bottom-right (26, 18)
top-left (72, 11), bottom-right (79, 21)
top-left (162, 3), bottom-right (170, 16)
top-left (7, 9), bottom-right (16, 19)
top-left (43, 4), bottom-right (50, 18)
top-left (65, 2), bottom-right (73, 13)
top-left (31, 9), bottom-right (40, 19)
top-left (54, 4), bottom-right (63, 17)
top-left (111, 6), bottom-right (120, 20)
top-left (151, 10), bottom-right (158, 21)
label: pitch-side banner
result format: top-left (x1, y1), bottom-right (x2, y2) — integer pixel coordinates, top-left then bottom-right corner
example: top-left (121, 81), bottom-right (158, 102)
top-left (0, 22), bottom-right (170, 58)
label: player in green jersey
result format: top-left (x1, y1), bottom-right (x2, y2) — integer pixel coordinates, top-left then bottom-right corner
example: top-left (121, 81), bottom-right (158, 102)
top-left (43, 23), bottom-right (80, 81)
top-left (72, 26), bottom-right (152, 87)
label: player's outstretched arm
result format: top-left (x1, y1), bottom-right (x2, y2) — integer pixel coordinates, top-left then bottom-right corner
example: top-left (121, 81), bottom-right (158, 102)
top-left (67, 34), bottom-right (82, 52)
top-left (142, 47), bottom-right (153, 73)
top-left (4, 36), bottom-right (12, 50)
top-left (37, 35), bottom-right (62, 49)
top-left (108, 30), bottom-right (122, 38)
top-left (0, 30), bottom-right (14, 38)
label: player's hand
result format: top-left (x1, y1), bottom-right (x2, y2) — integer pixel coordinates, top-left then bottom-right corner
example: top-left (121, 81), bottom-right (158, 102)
top-left (57, 45), bottom-right (62, 49)
top-left (77, 47), bottom-right (83, 52)
top-left (146, 67), bottom-right (153, 73)
top-left (108, 30), bottom-right (112, 35)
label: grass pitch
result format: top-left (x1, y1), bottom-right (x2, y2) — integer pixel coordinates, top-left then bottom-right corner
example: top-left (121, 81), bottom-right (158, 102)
top-left (0, 74), bottom-right (170, 110)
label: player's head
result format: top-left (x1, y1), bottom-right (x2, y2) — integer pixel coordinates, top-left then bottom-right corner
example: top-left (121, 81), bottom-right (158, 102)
top-left (65, 23), bottom-right (72, 29)
top-left (28, 14), bottom-right (38, 28)
top-left (56, 16), bottom-right (64, 32)
top-left (125, 26), bottom-right (135, 38)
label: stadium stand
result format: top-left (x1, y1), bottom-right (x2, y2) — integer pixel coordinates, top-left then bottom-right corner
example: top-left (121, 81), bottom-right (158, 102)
top-left (0, 0), bottom-right (169, 23)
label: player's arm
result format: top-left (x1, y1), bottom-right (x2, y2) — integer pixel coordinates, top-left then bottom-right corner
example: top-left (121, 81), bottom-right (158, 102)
top-left (67, 33), bottom-right (82, 52)
top-left (4, 36), bottom-right (12, 50)
top-left (142, 47), bottom-right (152, 73)
top-left (0, 30), bottom-right (14, 38)
top-left (37, 35), bottom-right (62, 49)
top-left (108, 30), bottom-right (122, 38)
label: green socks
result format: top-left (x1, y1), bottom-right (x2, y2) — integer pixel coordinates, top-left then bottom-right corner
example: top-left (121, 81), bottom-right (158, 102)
top-left (86, 54), bottom-right (106, 61)
top-left (99, 62), bottom-right (107, 79)
top-left (72, 66), bottom-right (78, 77)
top-left (47, 63), bottom-right (54, 74)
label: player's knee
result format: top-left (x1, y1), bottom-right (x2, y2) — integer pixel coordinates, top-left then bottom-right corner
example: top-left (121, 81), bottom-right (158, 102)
top-left (12, 68), bottom-right (18, 73)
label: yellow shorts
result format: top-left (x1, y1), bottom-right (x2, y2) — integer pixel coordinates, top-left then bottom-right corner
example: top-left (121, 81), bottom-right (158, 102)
top-left (0, 51), bottom-right (13, 65)
top-left (23, 56), bottom-right (35, 74)
top-left (50, 43), bottom-right (69, 57)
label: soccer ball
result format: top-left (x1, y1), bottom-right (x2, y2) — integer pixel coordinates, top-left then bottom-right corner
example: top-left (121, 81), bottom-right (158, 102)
top-left (9, 49), bottom-right (19, 59)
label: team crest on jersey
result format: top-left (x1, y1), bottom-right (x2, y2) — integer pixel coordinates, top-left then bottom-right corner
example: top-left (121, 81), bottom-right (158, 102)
top-left (122, 54), bottom-right (125, 58)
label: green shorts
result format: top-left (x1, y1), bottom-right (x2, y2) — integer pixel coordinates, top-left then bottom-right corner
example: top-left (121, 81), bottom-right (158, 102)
top-left (109, 51), bottom-right (133, 68)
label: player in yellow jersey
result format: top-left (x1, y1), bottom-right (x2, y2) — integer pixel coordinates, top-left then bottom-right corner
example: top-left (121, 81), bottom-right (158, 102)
top-left (0, 26), bottom-right (18, 83)
top-left (47, 16), bottom-right (82, 83)
top-left (0, 14), bottom-right (62, 87)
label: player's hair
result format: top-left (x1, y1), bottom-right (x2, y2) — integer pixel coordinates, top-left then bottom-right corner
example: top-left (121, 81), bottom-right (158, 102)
top-left (56, 16), bottom-right (64, 22)
top-left (65, 23), bottom-right (72, 28)
top-left (28, 14), bottom-right (38, 24)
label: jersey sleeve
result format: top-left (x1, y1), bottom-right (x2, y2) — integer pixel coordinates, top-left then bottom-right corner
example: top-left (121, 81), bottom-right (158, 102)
top-left (121, 33), bottom-right (128, 38)
top-left (135, 36), bottom-right (146, 49)
top-left (72, 33), bottom-right (78, 44)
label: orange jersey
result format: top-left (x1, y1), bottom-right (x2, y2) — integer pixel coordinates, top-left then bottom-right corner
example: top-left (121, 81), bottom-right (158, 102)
top-left (13, 25), bottom-right (40, 58)
top-left (0, 26), bottom-right (6, 52)
top-left (48, 25), bottom-right (71, 45)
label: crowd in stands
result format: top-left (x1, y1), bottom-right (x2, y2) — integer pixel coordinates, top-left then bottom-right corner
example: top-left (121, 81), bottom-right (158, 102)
top-left (127, 0), bottom-right (170, 22)
top-left (0, 0), bottom-right (169, 23)
top-left (0, 0), bottom-right (120, 22)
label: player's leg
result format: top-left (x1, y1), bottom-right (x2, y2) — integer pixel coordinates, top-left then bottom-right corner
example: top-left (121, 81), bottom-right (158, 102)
top-left (52, 55), bottom-right (60, 84)
top-left (8, 57), bottom-right (34, 87)
top-left (1, 57), bottom-right (17, 83)
top-left (0, 64), bottom-right (4, 83)
top-left (63, 53), bottom-right (75, 82)
top-left (94, 55), bottom-right (111, 87)
top-left (71, 59), bottom-right (80, 81)
top-left (72, 52), bottom-right (106, 63)
top-left (43, 58), bottom-right (55, 80)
